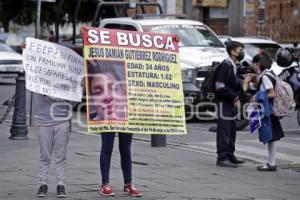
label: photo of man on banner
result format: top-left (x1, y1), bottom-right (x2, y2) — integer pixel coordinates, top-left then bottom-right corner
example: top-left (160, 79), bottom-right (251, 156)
top-left (87, 60), bottom-right (127, 121)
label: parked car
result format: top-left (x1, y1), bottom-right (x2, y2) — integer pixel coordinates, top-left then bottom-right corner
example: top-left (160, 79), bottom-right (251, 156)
top-left (218, 36), bottom-right (285, 75)
top-left (0, 42), bottom-right (24, 78)
top-left (219, 36), bottom-right (280, 58)
top-left (99, 16), bottom-right (228, 118)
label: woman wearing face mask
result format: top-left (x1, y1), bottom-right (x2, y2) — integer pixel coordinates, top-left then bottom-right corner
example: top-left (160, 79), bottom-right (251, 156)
top-left (88, 61), bottom-right (141, 197)
top-left (251, 51), bottom-right (285, 171)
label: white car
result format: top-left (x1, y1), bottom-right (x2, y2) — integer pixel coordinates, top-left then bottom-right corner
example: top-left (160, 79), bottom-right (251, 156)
top-left (0, 42), bottom-right (23, 78)
top-left (100, 17), bottom-right (228, 117)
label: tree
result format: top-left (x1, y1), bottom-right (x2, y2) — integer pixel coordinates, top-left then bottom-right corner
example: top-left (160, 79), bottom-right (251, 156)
top-left (0, 0), bottom-right (100, 32)
top-left (0, 0), bottom-right (24, 32)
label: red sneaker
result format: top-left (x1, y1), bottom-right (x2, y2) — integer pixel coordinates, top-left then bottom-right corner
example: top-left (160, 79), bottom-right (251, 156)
top-left (123, 184), bottom-right (142, 197)
top-left (100, 185), bottom-right (115, 196)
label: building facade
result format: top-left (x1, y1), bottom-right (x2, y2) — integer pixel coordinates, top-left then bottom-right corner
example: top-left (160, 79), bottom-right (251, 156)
top-left (189, 0), bottom-right (300, 43)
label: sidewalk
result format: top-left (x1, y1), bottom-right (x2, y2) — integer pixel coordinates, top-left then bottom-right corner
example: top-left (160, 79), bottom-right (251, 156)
top-left (1, 122), bottom-right (300, 200)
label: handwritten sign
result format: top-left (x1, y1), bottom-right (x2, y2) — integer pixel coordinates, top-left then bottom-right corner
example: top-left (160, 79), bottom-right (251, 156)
top-left (23, 37), bottom-right (84, 101)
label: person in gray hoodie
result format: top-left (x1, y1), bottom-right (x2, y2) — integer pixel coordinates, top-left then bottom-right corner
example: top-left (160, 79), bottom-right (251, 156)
top-left (35, 94), bottom-right (73, 198)
top-left (21, 41), bottom-right (82, 198)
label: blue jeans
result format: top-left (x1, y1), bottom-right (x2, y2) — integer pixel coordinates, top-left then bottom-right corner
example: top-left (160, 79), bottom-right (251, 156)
top-left (100, 133), bottom-right (132, 185)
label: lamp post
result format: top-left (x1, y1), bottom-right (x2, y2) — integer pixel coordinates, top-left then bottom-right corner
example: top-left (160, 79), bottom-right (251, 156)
top-left (9, 72), bottom-right (28, 140)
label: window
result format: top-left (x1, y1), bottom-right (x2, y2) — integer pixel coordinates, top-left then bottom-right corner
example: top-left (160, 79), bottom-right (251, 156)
top-left (103, 24), bottom-right (137, 31)
top-left (143, 24), bottom-right (224, 48)
top-left (244, 43), bottom-right (281, 60)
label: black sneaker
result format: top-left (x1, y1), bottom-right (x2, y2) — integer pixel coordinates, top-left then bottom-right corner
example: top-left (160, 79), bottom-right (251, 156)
top-left (57, 185), bottom-right (68, 198)
top-left (216, 159), bottom-right (238, 168)
top-left (257, 163), bottom-right (277, 172)
top-left (36, 185), bottom-right (48, 197)
top-left (229, 155), bottom-right (246, 164)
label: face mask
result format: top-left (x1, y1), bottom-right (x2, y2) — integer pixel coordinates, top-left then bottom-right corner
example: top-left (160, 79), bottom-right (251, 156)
top-left (237, 52), bottom-right (245, 61)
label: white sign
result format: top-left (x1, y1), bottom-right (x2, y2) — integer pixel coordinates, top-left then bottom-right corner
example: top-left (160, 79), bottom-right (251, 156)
top-left (243, 0), bottom-right (255, 17)
top-left (23, 37), bottom-right (84, 102)
top-left (247, 105), bottom-right (261, 133)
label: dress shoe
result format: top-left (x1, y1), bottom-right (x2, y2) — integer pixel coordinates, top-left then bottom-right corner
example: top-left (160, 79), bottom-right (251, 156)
top-left (216, 159), bottom-right (238, 168)
top-left (257, 163), bottom-right (277, 172)
top-left (229, 155), bottom-right (246, 164)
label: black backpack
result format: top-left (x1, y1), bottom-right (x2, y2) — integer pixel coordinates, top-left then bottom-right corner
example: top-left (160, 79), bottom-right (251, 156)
top-left (201, 60), bottom-right (232, 101)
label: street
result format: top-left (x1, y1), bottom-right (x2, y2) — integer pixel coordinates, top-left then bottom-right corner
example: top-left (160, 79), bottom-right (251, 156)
top-left (1, 0), bottom-right (300, 199)
top-left (1, 82), bottom-right (300, 200)
top-left (71, 113), bottom-right (300, 167)
top-left (1, 82), bottom-right (300, 167)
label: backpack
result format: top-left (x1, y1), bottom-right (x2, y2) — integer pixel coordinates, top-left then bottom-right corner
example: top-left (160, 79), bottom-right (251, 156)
top-left (259, 71), bottom-right (296, 117)
top-left (201, 60), bottom-right (232, 101)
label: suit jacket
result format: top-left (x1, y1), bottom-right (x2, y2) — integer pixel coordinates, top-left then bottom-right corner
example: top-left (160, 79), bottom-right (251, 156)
top-left (214, 59), bottom-right (242, 105)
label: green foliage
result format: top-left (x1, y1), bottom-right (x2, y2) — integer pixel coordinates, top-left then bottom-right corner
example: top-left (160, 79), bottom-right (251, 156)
top-left (0, 0), bottom-right (24, 31)
top-left (15, 7), bottom-right (36, 25)
top-left (0, 0), bottom-right (98, 31)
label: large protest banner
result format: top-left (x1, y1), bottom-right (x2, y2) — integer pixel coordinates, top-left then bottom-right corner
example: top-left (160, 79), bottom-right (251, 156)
top-left (82, 26), bottom-right (186, 135)
top-left (23, 37), bottom-right (84, 102)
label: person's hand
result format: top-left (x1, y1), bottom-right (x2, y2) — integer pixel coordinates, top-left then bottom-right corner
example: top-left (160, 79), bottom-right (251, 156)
top-left (243, 74), bottom-right (252, 83)
top-left (247, 73), bottom-right (256, 82)
top-left (250, 94), bottom-right (256, 102)
top-left (250, 73), bottom-right (256, 80)
top-left (242, 73), bottom-right (254, 92)
top-left (234, 99), bottom-right (241, 109)
top-left (80, 27), bottom-right (84, 37)
top-left (80, 77), bottom-right (85, 88)
top-left (244, 73), bottom-right (255, 82)
top-left (21, 41), bottom-right (26, 49)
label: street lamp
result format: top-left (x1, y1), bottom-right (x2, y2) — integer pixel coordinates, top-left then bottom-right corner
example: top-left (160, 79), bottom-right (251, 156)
top-left (9, 72), bottom-right (28, 140)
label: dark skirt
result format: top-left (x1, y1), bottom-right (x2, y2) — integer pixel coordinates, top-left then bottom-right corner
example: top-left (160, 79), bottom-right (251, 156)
top-left (269, 115), bottom-right (285, 143)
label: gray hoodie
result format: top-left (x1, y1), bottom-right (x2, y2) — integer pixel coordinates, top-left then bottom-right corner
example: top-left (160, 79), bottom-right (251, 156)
top-left (34, 93), bottom-right (72, 126)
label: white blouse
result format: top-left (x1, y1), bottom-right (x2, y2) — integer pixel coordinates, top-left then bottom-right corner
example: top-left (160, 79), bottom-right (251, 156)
top-left (258, 69), bottom-right (274, 92)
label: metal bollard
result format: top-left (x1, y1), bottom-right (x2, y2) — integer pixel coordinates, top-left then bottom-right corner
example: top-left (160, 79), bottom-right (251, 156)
top-left (9, 72), bottom-right (28, 140)
top-left (151, 134), bottom-right (166, 147)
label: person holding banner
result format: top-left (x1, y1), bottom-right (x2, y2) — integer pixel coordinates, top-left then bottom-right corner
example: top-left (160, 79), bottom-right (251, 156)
top-left (251, 51), bottom-right (284, 171)
top-left (21, 38), bottom-right (84, 198)
top-left (34, 94), bottom-right (72, 198)
top-left (87, 60), bottom-right (141, 197)
top-left (21, 42), bottom-right (72, 198)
